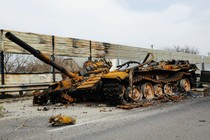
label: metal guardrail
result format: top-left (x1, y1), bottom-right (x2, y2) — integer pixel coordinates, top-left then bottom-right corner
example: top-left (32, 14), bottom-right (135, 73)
top-left (0, 83), bottom-right (52, 94)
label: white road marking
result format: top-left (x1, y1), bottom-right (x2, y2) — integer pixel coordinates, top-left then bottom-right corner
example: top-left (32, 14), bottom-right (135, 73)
top-left (47, 114), bottom-right (120, 132)
top-left (47, 106), bottom-right (152, 132)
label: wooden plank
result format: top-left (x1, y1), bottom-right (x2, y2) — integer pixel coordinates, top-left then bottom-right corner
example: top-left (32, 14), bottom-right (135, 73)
top-left (107, 44), bottom-right (150, 52)
top-left (105, 49), bottom-right (150, 60)
top-left (73, 39), bottom-right (90, 48)
top-left (54, 36), bottom-right (91, 56)
top-left (55, 73), bottom-right (62, 81)
top-left (90, 41), bottom-right (111, 58)
top-left (4, 73), bottom-right (54, 84)
top-left (54, 36), bottom-right (73, 55)
top-left (3, 74), bottom-right (57, 85)
top-left (103, 44), bottom-right (152, 59)
top-left (3, 30), bottom-right (52, 54)
top-left (54, 48), bottom-right (90, 57)
top-left (0, 83), bottom-right (52, 93)
top-left (91, 41), bottom-right (106, 50)
top-left (1, 30), bottom-right (209, 65)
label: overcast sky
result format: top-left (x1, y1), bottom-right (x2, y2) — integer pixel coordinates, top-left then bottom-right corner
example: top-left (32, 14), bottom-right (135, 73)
top-left (1, 0), bottom-right (210, 55)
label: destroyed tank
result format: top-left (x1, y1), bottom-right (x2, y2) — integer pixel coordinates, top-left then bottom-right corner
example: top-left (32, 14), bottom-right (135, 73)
top-left (101, 53), bottom-right (197, 105)
top-left (6, 32), bottom-right (198, 106)
top-left (5, 32), bottom-right (112, 105)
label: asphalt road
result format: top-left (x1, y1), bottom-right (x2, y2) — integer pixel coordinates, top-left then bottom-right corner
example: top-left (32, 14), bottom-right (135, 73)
top-left (1, 95), bottom-right (210, 140)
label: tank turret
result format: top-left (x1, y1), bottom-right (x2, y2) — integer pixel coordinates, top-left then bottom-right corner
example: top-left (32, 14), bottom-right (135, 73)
top-left (5, 32), bottom-right (112, 105)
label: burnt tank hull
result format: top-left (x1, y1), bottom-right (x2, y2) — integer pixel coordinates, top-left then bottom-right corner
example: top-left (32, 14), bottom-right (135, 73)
top-left (102, 54), bottom-right (197, 105)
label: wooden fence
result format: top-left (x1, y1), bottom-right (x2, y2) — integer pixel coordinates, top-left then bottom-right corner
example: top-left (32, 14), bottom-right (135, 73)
top-left (1, 29), bottom-right (210, 87)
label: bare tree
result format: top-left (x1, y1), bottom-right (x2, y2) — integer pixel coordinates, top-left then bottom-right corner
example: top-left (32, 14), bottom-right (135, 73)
top-left (4, 53), bottom-right (31, 73)
top-left (165, 45), bottom-right (199, 54)
top-left (4, 53), bottom-right (51, 73)
top-left (26, 59), bottom-right (51, 73)
top-left (4, 53), bottom-right (80, 74)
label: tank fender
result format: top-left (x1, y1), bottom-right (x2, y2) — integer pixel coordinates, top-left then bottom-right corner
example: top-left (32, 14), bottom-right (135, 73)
top-left (102, 71), bottom-right (129, 80)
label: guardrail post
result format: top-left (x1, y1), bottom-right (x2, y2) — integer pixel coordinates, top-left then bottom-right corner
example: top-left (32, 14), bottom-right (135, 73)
top-left (0, 51), bottom-right (5, 85)
top-left (0, 51), bottom-right (5, 95)
top-left (202, 62), bottom-right (205, 70)
top-left (201, 56), bottom-right (205, 70)
top-left (52, 35), bottom-right (55, 82)
top-left (88, 41), bottom-right (92, 61)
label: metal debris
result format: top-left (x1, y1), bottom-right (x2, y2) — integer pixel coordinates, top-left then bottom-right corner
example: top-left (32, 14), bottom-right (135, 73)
top-left (117, 101), bottom-right (154, 110)
top-left (99, 108), bottom-right (113, 112)
top-left (98, 104), bottom-right (107, 107)
top-left (37, 107), bottom-right (50, 111)
top-left (49, 114), bottom-right (76, 126)
top-left (199, 120), bottom-right (206, 122)
top-left (191, 88), bottom-right (208, 92)
top-left (117, 93), bottom-right (191, 110)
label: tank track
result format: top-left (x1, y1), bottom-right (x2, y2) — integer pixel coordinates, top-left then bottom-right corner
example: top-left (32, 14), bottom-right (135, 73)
top-left (102, 71), bottom-right (197, 105)
top-left (102, 79), bottom-right (126, 106)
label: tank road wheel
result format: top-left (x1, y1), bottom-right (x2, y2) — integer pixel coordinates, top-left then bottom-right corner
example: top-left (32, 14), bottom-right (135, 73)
top-left (180, 78), bottom-right (191, 92)
top-left (154, 84), bottom-right (163, 97)
top-left (141, 82), bottom-right (155, 100)
top-left (126, 86), bottom-right (143, 102)
top-left (164, 83), bottom-right (173, 95)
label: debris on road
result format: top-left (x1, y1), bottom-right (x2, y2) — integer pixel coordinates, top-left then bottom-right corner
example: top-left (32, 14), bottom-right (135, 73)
top-left (117, 101), bottom-right (154, 110)
top-left (100, 108), bottom-right (113, 112)
top-left (49, 114), bottom-right (76, 126)
top-left (98, 104), bottom-right (107, 107)
top-left (192, 88), bottom-right (208, 92)
top-left (199, 120), bottom-right (206, 123)
top-left (37, 107), bottom-right (50, 111)
top-left (116, 93), bottom-right (196, 110)
top-left (0, 106), bottom-right (3, 117)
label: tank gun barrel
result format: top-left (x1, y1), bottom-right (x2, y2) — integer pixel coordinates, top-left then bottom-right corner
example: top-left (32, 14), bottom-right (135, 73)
top-left (5, 32), bottom-right (79, 79)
